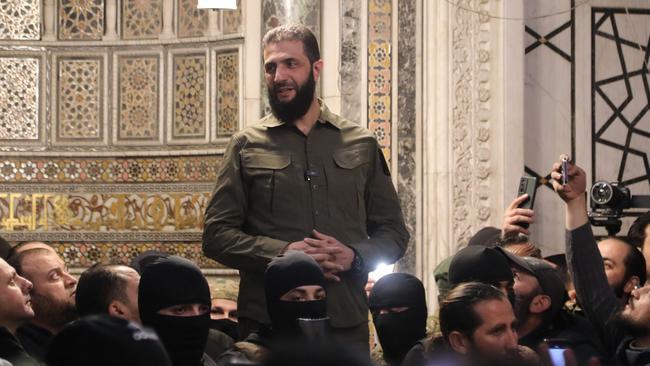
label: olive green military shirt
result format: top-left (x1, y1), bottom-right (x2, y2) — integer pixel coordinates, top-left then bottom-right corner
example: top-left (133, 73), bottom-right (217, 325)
top-left (203, 101), bottom-right (409, 328)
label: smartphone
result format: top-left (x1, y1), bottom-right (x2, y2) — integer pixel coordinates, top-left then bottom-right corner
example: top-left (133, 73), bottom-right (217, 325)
top-left (516, 176), bottom-right (538, 229)
top-left (561, 156), bottom-right (570, 185)
top-left (545, 338), bottom-right (571, 366)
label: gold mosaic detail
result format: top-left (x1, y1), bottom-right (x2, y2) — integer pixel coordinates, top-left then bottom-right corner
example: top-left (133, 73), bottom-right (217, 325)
top-left (173, 55), bottom-right (206, 138)
top-left (177, 0), bottom-right (208, 38)
top-left (58, 0), bottom-right (104, 40)
top-left (0, 0), bottom-right (40, 40)
top-left (122, 0), bottom-right (162, 39)
top-left (368, 0), bottom-right (392, 162)
top-left (58, 58), bottom-right (102, 140)
top-left (0, 156), bottom-right (220, 183)
top-left (118, 56), bottom-right (159, 140)
top-left (0, 57), bottom-right (39, 140)
top-left (222, 0), bottom-right (242, 35)
top-left (216, 52), bottom-right (238, 137)
top-left (0, 192), bottom-right (209, 232)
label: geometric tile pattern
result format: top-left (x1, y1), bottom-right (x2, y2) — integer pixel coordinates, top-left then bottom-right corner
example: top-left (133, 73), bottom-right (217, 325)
top-left (216, 52), bottom-right (238, 137)
top-left (173, 54), bottom-right (206, 138)
top-left (177, 0), bottom-right (208, 38)
top-left (122, 0), bottom-right (162, 39)
top-left (592, 8), bottom-right (650, 188)
top-left (0, 57), bottom-right (39, 140)
top-left (58, 0), bottom-right (104, 40)
top-left (368, 0), bottom-right (392, 163)
top-left (0, 156), bottom-right (221, 183)
top-left (0, 0), bottom-right (40, 40)
top-left (0, 192), bottom-right (211, 232)
top-left (118, 56), bottom-right (159, 140)
top-left (57, 58), bottom-right (102, 140)
top-left (222, 0), bottom-right (242, 35)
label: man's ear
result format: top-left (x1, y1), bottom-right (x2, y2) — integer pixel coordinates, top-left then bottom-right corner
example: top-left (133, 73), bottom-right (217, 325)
top-left (624, 276), bottom-right (640, 294)
top-left (312, 59), bottom-right (323, 81)
top-left (448, 331), bottom-right (471, 355)
top-left (529, 294), bottom-right (551, 314)
top-left (108, 300), bottom-right (125, 317)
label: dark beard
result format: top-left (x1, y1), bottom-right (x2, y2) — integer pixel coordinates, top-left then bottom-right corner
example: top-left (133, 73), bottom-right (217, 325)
top-left (614, 311), bottom-right (650, 338)
top-left (513, 290), bottom-right (538, 326)
top-left (31, 292), bottom-right (78, 330)
top-left (268, 68), bottom-right (316, 123)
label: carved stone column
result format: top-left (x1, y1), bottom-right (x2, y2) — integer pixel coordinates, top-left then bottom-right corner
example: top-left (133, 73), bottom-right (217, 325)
top-left (160, 0), bottom-right (175, 39)
top-left (42, 0), bottom-right (56, 40)
top-left (104, 0), bottom-right (118, 40)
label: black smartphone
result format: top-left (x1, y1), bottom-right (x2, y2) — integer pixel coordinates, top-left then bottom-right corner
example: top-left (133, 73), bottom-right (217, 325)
top-left (561, 156), bottom-right (570, 185)
top-left (545, 338), bottom-right (571, 366)
top-left (516, 176), bottom-right (538, 229)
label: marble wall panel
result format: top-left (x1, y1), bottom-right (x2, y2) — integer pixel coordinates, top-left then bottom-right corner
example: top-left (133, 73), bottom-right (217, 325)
top-left (216, 51), bottom-right (239, 137)
top-left (0, 0), bottom-right (40, 40)
top-left (57, 58), bottom-right (103, 140)
top-left (178, 0), bottom-right (208, 38)
top-left (58, 0), bottom-right (104, 40)
top-left (368, 0), bottom-right (392, 162)
top-left (122, 0), bottom-right (163, 39)
top-left (222, 0), bottom-right (242, 35)
top-left (340, 0), bottom-right (362, 123)
top-left (0, 57), bottom-right (39, 140)
top-left (118, 56), bottom-right (159, 141)
top-left (172, 54), bottom-right (207, 139)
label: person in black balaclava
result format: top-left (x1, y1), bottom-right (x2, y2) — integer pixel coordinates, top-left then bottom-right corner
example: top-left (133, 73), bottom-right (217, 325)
top-left (139, 256), bottom-right (215, 366)
top-left (368, 273), bottom-right (427, 366)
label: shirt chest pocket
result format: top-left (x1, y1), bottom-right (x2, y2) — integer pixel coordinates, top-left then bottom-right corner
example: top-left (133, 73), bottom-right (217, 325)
top-left (326, 145), bottom-right (371, 220)
top-left (241, 151), bottom-right (295, 213)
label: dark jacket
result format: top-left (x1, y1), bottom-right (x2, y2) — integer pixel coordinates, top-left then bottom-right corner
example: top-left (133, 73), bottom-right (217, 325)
top-left (0, 327), bottom-right (39, 366)
top-left (616, 338), bottom-right (650, 366)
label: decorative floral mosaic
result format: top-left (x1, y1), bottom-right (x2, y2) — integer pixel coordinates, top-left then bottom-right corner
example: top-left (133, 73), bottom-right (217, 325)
top-left (0, 192), bottom-right (210, 232)
top-left (57, 58), bottom-right (102, 140)
top-left (173, 55), bottom-right (206, 138)
top-left (368, 0), bottom-right (392, 163)
top-left (118, 56), bottom-right (159, 140)
top-left (216, 52), bottom-right (239, 137)
top-left (47, 242), bottom-right (223, 268)
top-left (0, 0), bottom-right (40, 40)
top-left (177, 0), bottom-right (208, 38)
top-left (222, 0), bottom-right (242, 35)
top-left (58, 0), bottom-right (104, 40)
top-left (0, 57), bottom-right (39, 140)
top-left (122, 0), bottom-right (162, 39)
top-left (0, 156), bottom-right (220, 183)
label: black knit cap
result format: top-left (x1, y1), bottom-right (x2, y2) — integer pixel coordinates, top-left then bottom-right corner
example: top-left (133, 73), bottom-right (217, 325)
top-left (448, 246), bottom-right (514, 285)
top-left (368, 273), bottom-right (426, 310)
top-left (265, 251), bottom-right (326, 302)
top-left (521, 256), bottom-right (568, 318)
top-left (139, 255), bottom-right (210, 324)
top-left (46, 315), bottom-right (172, 366)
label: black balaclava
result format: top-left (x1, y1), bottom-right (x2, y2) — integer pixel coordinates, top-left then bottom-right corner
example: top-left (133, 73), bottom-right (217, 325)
top-left (264, 251), bottom-right (327, 336)
top-left (368, 273), bottom-right (427, 366)
top-left (209, 318), bottom-right (238, 341)
top-left (139, 256), bottom-right (210, 366)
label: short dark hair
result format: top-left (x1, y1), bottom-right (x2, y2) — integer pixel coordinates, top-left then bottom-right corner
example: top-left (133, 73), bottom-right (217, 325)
top-left (262, 24), bottom-right (320, 64)
top-left (628, 211), bottom-right (650, 248)
top-left (76, 264), bottom-right (131, 316)
top-left (623, 243), bottom-right (647, 286)
top-left (7, 248), bottom-right (51, 277)
top-left (439, 282), bottom-right (507, 341)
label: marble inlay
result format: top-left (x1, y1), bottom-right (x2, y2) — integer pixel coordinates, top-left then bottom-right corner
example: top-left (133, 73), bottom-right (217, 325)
top-left (122, 0), bottom-right (163, 39)
top-left (173, 54), bottom-right (207, 139)
top-left (0, 0), bottom-right (40, 40)
top-left (58, 0), bottom-right (104, 40)
top-left (340, 0), bottom-right (362, 123)
top-left (57, 58), bottom-right (102, 140)
top-left (216, 52), bottom-right (239, 137)
top-left (178, 0), bottom-right (208, 38)
top-left (222, 0), bottom-right (242, 35)
top-left (118, 56), bottom-right (159, 140)
top-left (0, 57), bottom-right (39, 140)
top-left (368, 0), bottom-right (392, 162)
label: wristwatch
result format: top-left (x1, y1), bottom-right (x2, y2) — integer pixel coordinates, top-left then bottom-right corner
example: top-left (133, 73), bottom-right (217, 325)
top-left (350, 252), bottom-right (364, 272)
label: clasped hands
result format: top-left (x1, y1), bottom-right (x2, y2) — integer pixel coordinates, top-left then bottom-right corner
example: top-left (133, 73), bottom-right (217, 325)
top-left (286, 229), bottom-right (355, 282)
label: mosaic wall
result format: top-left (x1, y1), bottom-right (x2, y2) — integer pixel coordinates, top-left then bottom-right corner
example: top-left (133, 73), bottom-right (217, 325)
top-left (58, 0), bottom-right (104, 40)
top-left (118, 56), bottom-right (160, 141)
top-left (57, 58), bottom-right (103, 141)
top-left (340, 0), bottom-right (362, 123)
top-left (368, 0), bottom-right (393, 162)
top-left (216, 52), bottom-right (239, 137)
top-left (178, 0), bottom-right (209, 38)
top-left (173, 54), bottom-right (207, 139)
top-left (0, 57), bottom-right (40, 141)
top-left (122, 0), bottom-right (163, 40)
top-left (222, 0), bottom-right (242, 35)
top-left (0, 0), bottom-right (40, 40)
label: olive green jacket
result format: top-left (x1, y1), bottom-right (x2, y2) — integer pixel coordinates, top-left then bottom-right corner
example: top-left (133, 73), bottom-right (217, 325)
top-left (203, 101), bottom-right (409, 328)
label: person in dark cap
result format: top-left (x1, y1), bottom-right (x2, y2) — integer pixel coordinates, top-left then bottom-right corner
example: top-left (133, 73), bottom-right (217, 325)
top-left (139, 255), bottom-right (218, 366)
top-left (368, 273), bottom-right (427, 366)
top-left (46, 314), bottom-right (172, 366)
top-left (129, 250), bottom-right (169, 274)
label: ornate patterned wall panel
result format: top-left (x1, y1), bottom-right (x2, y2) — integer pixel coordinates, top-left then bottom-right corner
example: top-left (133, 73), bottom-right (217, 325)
top-left (368, 0), bottom-right (392, 162)
top-left (340, 0), bottom-right (362, 123)
top-left (0, 57), bottom-right (40, 141)
top-left (122, 0), bottom-right (163, 39)
top-left (118, 56), bottom-right (159, 141)
top-left (222, 0), bottom-right (242, 35)
top-left (216, 51), bottom-right (239, 137)
top-left (56, 58), bottom-right (103, 141)
top-left (178, 0), bottom-right (208, 38)
top-left (0, 0), bottom-right (40, 40)
top-left (58, 0), bottom-right (104, 40)
top-left (172, 54), bottom-right (207, 140)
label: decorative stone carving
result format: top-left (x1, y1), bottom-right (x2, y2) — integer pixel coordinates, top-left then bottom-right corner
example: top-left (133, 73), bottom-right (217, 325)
top-left (222, 0), bottom-right (242, 35)
top-left (118, 56), bottom-right (159, 140)
top-left (177, 0), bottom-right (208, 38)
top-left (172, 54), bottom-right (207, 139)
top-left (0, 57), bottom-right (39, 140)
top-left (57, 58), bottom-right (102, 140)
top-left (58, 0), bottom-right (104, 40)
top-left (122, 0), bottom-right (163, 39)
top-left (368, 0), bottom-right (392, 162)
top-left (216, 52), bottom-right (239, 137)
top-left (0, 0), bottom-right (40, 40)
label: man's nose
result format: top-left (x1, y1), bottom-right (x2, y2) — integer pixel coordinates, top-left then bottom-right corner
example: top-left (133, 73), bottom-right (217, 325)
top-left (274, 65), bottom-right (289, 82)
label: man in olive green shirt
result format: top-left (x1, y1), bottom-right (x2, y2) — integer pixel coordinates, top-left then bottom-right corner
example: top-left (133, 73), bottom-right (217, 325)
top-left (202, 24), bottom-right (409, 348)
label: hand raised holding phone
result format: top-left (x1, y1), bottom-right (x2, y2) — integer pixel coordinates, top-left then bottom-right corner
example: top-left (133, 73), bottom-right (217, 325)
top-left (550, 155), bottom-right (586, 203)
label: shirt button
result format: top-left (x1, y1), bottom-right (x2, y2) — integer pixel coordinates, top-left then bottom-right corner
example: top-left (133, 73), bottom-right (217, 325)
top-left (312, 184), bottom-right (318, 190)
top-left (314, 210), bottom-right (320, 216)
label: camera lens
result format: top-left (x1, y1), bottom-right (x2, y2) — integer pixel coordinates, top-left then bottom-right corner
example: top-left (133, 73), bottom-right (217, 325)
top-left (591, 181), bottom-right (613, 205)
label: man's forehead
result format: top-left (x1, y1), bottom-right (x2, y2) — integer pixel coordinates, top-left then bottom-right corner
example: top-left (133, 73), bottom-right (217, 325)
top-left (263, 40), bottom-right (306, 60)
top-left (23, 251), bottom-right (64, 269)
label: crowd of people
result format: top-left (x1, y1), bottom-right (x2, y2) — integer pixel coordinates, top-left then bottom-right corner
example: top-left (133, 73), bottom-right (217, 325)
top-left (2, 24), bottom-right (650, 366)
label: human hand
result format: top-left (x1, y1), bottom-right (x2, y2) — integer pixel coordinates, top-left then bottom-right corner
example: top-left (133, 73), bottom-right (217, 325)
top-left (549, 155), bottom-right (587, 203)
top-left (303, 230), bottom-right (355, 282)
top-left (502, 194), bottom-right (535, 237)
top-left (285, 239), bottom-right (344, 281)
